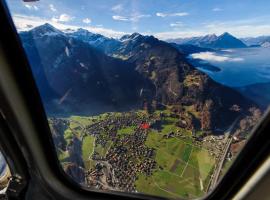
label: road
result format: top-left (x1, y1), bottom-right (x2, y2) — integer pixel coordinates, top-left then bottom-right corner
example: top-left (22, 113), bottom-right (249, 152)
top-left (207, 116), bottom-right (241, 191)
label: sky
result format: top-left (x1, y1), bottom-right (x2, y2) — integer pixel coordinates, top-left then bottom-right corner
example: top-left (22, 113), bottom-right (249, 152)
top-left (5, 0), bottom-right (270, 39)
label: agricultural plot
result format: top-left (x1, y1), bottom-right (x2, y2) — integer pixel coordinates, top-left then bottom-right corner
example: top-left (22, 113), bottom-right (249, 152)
top-left (54, 110), bottom-right (217, 199)
top-left (138, 119), bottom-right (216, 199)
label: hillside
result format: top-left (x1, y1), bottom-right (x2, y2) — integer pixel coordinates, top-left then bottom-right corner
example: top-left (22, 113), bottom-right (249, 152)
top-left (20, 24), bottom-right (154, 114)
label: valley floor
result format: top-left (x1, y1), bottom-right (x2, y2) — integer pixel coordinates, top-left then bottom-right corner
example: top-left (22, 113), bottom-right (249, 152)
top-left (50, 109), bottom-right (233, 199)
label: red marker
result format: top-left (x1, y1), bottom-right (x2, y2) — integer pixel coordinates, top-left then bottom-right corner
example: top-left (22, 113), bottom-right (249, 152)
top-left (140, 123), bottom-right (150, 130)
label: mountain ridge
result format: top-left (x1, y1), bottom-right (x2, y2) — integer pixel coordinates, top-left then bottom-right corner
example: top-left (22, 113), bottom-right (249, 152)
top-left (20, 23), bottom-right (257, 131)
top-left (167, 32), bottom-right (247, 49)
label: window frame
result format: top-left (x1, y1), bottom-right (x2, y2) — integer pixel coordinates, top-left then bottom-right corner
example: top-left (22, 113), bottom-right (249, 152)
top-left (0, 1), bottom-right (269, 199)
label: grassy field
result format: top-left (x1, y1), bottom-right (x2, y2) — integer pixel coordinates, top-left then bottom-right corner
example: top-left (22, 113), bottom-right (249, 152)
top-left (117, 126), bottom-right (136, 136)
top-left (82, 135), bottom-right (95, 169)
top-left (139, 116), bottom-right (216, 199)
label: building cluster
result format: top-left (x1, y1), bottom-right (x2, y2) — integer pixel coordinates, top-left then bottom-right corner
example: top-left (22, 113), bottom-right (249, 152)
top-left (84, 112), bottom-right (157, 192)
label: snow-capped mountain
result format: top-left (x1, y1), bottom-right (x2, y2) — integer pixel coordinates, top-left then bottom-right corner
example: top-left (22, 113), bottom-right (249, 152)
top-left (167, 32), bottom-right (247, 49)
top-left (241, 36), bottom-right (270, 46)
top-left (67, 28), bottom-right (121, 54)
top-left (20, 23), bottom-right (64, 38)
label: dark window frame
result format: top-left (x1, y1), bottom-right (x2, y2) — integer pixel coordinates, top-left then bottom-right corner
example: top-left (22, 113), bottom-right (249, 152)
top-left (0, 1), bottom-right (269, 199)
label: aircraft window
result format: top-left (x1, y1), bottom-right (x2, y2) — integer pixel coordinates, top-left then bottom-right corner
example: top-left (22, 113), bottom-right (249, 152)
top-left (4, 0), bottom-right (270, 199)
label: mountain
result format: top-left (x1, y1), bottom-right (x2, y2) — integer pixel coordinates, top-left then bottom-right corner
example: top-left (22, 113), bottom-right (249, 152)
top-left (261, 41), bottom-right (270, 48)
top-left (67, 28), bottom-right (121, 54)
top-left (241, 36), bottom-right (270, 46)
top-left (211, 32), bottom-right (247, 48)
top-left (20, 24), bottom-right (257, 131)
top-left (102, 32), bottom-right (256, 129)
top-left (20, 24), bottom-right (154, 114)
top-left (167, 32), bottom-right (247, 49)
top-left (167, 34), bottom-right (217, 48)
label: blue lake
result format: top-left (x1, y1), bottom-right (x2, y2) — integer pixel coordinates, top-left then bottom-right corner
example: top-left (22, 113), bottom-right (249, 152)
top-left (189, 47), bottom-right (270, 87)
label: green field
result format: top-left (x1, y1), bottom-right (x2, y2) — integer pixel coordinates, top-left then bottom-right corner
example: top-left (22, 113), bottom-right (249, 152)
top-left (55, 110), bottom-right (217, 199)
top-left (117, 126), bottom-right (136, 136)
top-left (138, 116), bottom-right (216, 199)
top-left (82, 135), bottom-right (95, 169)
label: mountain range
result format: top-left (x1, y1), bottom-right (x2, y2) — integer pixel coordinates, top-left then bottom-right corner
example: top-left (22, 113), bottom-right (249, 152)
top-left (167, 32), bottom-right (247, 49)
top-left (20, 23), bottom-right (257, 131)
top-left (241, 36), bottom-right (270, 47)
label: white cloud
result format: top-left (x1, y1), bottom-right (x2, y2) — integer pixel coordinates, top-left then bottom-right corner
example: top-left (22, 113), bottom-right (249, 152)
top-left (112, 14), bottom-right (151, 22)
top-left (12, 14), bottom-right (127, 38)
top-left (131, 14), bottom-right (151, 22)
top-left (49, 4), bottom-right (57, 12)
top-left (112, 15), bottom-right (129, 21)
top-left (156, 12), bottom-right (189, 17)
top-left (52, 14), bottom-right (74, 22)
top-left (112, 4), bottom-right (123, 12)
top-left (170, 22), bottom-right (184, 27)
top-left (156, 12), bottom-right (166, 17)
top-left (82, 18), bottom-right (91, 24)
top-left (212, 8), bottom-right (223, 12)
top-left (190, 52), bottom-right (244, 62)
top-left (24, 4), bottom-right (38, 11)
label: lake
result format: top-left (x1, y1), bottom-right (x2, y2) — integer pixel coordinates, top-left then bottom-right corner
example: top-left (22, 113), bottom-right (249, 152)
top-left (189, 47), bottom-right (270, 87)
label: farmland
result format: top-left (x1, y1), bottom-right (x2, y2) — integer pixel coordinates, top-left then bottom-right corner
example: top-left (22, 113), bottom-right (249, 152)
top-left (51, 109), bottom-right (220, 199)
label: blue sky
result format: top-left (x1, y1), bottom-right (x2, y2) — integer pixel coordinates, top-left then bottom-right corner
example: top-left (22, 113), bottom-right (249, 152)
top-left (5, 0), bottom-right (270, 39)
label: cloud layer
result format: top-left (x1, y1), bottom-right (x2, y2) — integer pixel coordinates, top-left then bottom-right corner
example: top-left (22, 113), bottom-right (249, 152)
top-left (190, 52), bottom-right (244, 62)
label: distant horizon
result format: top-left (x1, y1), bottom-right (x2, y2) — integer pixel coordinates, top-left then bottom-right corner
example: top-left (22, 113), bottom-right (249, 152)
top-left (19, 22), bottom-right (270, 41)
top-left (6, 0), bottom-right (270, 40)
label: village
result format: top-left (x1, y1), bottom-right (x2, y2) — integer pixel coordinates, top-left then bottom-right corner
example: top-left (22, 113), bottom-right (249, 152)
top-left (77, 109), bottom-right (230, 193)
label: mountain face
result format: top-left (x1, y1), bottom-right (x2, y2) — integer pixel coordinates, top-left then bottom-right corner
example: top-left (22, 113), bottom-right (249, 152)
top-left (211, 32), bottom-right (247, 48)
top-left (167, 32), bottom-right (247, 49)
top-left (20, 24), bottom-right (154, 114)
top-left (20, 24), bottom-right (256, 130)
top-left (116, 33), bottom-right (255, 129)
top-left (67, 28), bottom-right (121, 54)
